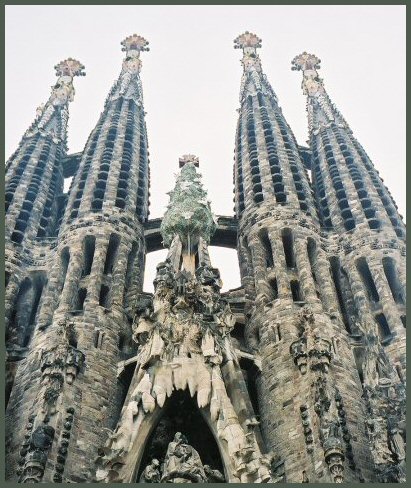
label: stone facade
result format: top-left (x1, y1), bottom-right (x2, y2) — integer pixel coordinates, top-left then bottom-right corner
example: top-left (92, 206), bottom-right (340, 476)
top-left (5, 32), bottom-right (405, 483)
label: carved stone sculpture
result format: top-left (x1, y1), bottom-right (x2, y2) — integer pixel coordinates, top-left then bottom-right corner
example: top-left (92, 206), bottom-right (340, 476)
top-left (140, 458), bottom-right (161, 483)
top-left (161, 433), bottom-right (207, 483)
top-left (20, 425), bottom-right (55, 483)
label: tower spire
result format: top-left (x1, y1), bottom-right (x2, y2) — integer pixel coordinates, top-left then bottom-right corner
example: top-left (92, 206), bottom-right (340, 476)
top-left (62, 33), bottom-right (150, 225)
top-left (232, 32), bottom-right (315, 217)
top-left (291, 52), bottom-right (348, 135)
top-left (105, 33), bottom-right (149, 105)
top-left (234, 31), bottom-right (263, 73)
top-left (25, 58), bottom-right (85, 144)
top-left (161, 155), bottom-right (216, 274)
top-left (5, 58), bottom-right (85, 243)
top-left (234, 32), bottom-right (278, 105)
top-left (292, 52), bottom-right (405, 237)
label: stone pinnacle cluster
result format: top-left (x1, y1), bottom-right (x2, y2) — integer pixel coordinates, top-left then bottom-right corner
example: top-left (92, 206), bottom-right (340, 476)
top-left (5, 32), bottom-right (405, 483)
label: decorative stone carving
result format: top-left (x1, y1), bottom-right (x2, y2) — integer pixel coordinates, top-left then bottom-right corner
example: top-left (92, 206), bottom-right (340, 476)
top-left (139, 435), bottom-right (227, 484)
top-left (300, 405), bottom-right (314, 453)
top-left (40, 344), bottom-right (84, 416)
top-left (335, 390), bottom-right (355, 470)
top-left (160, 432), bottom-right (207, 483)
top-left (19, 425), bottom-right (55, 483)
top-left (25, 59), bottom-right (85, 143)
top-left (96, 160), bottom-right (271, 483)
top-left (140, 458), bottom-right (161, 483)
top-left (290, 306), bottom-right (332, 374)
top-left (290, 337), bottom-right (308, 374)
top-left (53, 407), bottom-right (75, 482)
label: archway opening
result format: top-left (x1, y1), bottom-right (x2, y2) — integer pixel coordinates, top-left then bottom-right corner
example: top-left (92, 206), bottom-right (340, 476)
top-left (136, 390), bottom-right (224, 482)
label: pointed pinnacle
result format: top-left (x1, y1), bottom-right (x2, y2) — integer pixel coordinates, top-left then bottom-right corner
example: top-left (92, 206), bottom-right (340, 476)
top-left (121, 34), bottom-right (150, 53)
top-left (291, 52), bottom-right (321, 72)
top-left (234, 31), bottom-right (262, 50)
top-left (54, 58), bottom-right (86, 78)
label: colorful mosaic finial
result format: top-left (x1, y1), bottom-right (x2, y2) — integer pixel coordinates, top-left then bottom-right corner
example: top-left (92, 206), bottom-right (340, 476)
top-left (234, 31), bottom-right (262, 50)
top-left (121, 34), bottom-right (150, 53)
top-left (291, 52), bottom-right (321, 72)
top-left (54, 58), bottom-right (86, 78)
top-left (234, 31), bottom-right (263, 73)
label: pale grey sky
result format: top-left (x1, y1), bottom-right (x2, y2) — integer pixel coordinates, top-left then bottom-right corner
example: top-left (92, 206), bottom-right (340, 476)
top-left (5, 5), bottom-right (406, 292)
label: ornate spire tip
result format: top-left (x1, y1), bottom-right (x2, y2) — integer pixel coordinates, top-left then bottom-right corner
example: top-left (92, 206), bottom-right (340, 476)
top-left (291, 52), bottom-right (321, 72)
top-left (121, 34), bottom-right (150, 53)
top-left (54, 58), bottom-right (85, 78)
top-left (234, 31), bottom-right (262, 50)
top-left (179, 154), bottom-right (199, 168)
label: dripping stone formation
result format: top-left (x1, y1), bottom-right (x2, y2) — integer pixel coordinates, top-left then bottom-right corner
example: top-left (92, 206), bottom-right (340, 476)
top-left (5, 32), bottom-right (405, 483)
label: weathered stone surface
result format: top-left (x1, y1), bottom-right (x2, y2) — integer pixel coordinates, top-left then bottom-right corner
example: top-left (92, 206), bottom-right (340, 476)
top-left (5, 32), bottom-right (406, 484)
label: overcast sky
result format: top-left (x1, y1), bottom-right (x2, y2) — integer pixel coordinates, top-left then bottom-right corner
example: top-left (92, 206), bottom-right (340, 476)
top-left (5, 5), bottom-right (406, 292)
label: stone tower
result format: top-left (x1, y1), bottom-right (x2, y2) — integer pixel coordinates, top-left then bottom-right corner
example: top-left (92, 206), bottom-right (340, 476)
top-left (5, 34), bottom-right (150, 482)
top-left (5, 33), bottom-right (405, 484)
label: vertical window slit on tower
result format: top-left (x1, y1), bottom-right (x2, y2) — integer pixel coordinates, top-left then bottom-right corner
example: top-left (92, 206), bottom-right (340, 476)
top-left (77, 288), bottom-right (87, 311)
top-left (83, 235), bottom-right (96, 276)
top-left (99, 285), bottom-right (111, 308)
top-left (375, 313), bottom-right (391, 340)
top-left (260, 229), bottom-right (274, 268)
top-left (356, 257), bottom-right (380, 303)
top-left (24, 275), bottom-right (46, 347)
top-left (125, 242), bottom-right (138, 290)
top-left (281, 228), bottom-right (295, 268)
top-left (290, 280), bottom-right (303, 302)
top-left (307, 238), bottom-right (320, 298)
top-left (329, 257), bottom-right (351, 333)
top-left (104, 233), bottom-right (120, 275)
top-left (276, 324), bottom-right (282, 341)
top-left (269, 278), bottom-right (278, 300)
top-left (60, 247), bottom-right (70, 292)
top-left (382, 257), bottom-right (404, 305)
top-left (53, 195), bottom-right (68, 236)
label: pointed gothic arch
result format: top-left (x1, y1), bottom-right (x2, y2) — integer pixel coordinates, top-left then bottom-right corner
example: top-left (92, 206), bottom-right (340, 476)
top-left (133, 390), bottom-right (226, 482)
top-left (109, 386), bottom-right (236, 483)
